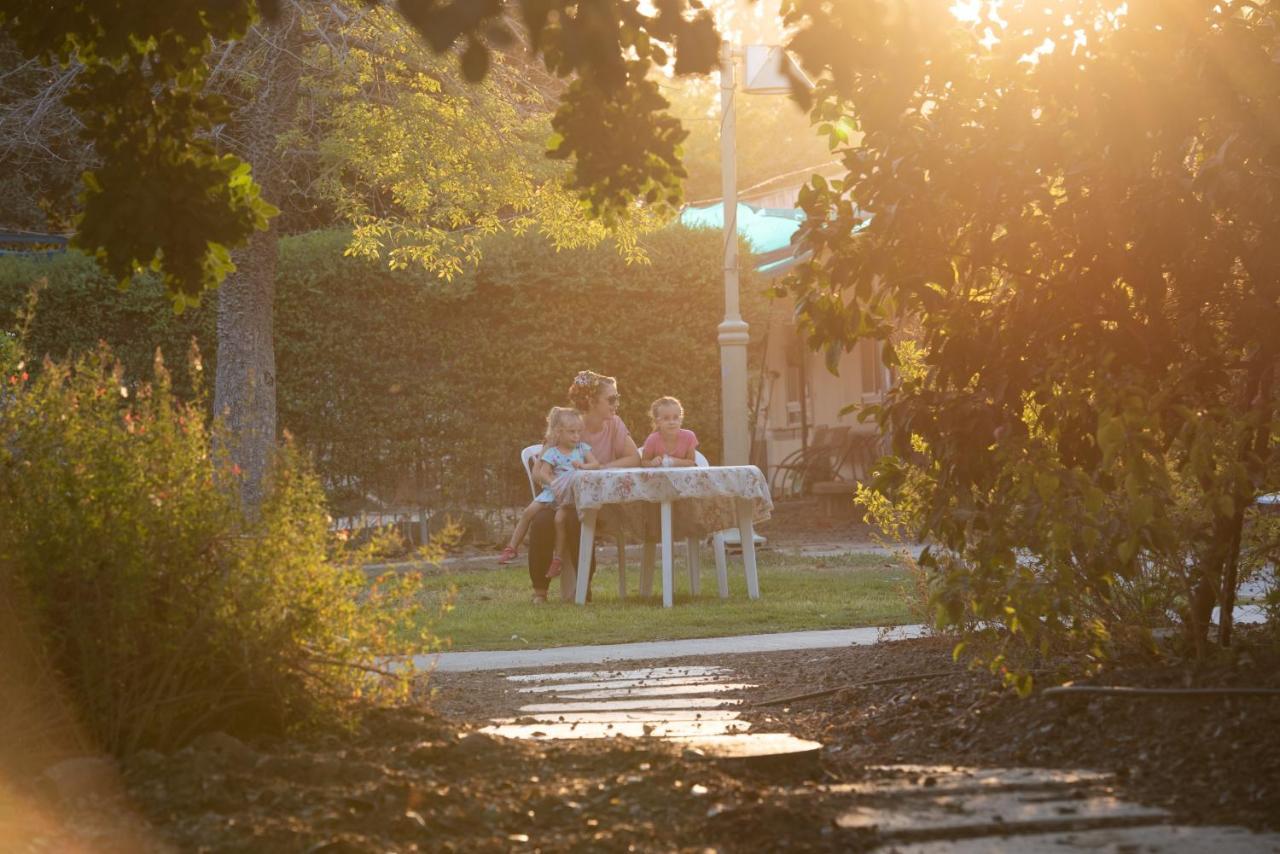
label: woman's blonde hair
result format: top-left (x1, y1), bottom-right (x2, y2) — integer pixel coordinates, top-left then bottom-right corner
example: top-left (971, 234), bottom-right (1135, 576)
top-left (567, 370), bottom-right (617, 413)
top-left (649, 396), bottom-right (683, 429)
top-left (543, 406), bottom-right (583, 448)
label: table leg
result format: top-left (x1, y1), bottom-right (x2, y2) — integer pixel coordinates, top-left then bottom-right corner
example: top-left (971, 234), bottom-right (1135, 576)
top-left (735, 498), bottom-right (760, 600)
top-left (616, 532), bottom-right (627, 599)
top-left (640, 540), bottom-right (656, 597)
top-left (713, 532), bottom-right (728, 598)
top-left (686, 536), bottom-right (701, 596)
top-left (575, 508), bottom-right (598, 605)
top-left (660, 500), bottom-right (674, 608)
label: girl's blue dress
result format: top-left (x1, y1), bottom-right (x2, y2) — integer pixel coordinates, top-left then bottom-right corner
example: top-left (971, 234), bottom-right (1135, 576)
top-left (536, 442), bottom-right (592, 504)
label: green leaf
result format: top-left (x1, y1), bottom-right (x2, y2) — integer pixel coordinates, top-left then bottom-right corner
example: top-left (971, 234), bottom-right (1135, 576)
top-left (1034, 471), bottom-right (1059, 501)
top-left (1097, 416), bottom-right (1126, 465)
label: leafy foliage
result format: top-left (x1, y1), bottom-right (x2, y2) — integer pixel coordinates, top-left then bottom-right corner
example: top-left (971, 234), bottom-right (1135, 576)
top-left (0, 336), bottom-right (436, 753)
top-left (0, 0), bottom-right (722, 301)
top-left (0, 254), bottom-right (215, 398)
top-left (0, 2), bottom-right (278, 305)
top-left (782, 0), bottom-right (1280, 661)
top-left (300, 6), bottom-right (658, 276)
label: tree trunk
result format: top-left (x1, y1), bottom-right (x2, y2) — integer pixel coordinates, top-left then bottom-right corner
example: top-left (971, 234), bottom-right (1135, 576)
top-left (211, 10), bottom-right (299, 511)
top-left (1190, 350), bottom-right (1274, 650)
top-left (214, 222), bottom-right (279, 510)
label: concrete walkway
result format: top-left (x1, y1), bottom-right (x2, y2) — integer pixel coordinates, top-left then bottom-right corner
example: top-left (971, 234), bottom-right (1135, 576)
top-left (417, 598), bottom-right (1271, 673)
top-left (416, 624), bottom-right (929, 673)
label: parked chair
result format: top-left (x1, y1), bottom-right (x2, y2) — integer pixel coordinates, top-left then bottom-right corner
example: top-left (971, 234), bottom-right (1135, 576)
top-left (638, 451), bottom-right (732, 600)
top-left (520, 444), bottom-right (628, 599)
top-left (809, 431), bottom-right (889, 516)
top-left (768, 424), bottom-right (852, 498)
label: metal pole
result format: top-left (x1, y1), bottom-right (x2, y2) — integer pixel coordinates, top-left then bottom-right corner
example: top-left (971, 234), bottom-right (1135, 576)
top-left (718, 39), bottom-right (750, 466)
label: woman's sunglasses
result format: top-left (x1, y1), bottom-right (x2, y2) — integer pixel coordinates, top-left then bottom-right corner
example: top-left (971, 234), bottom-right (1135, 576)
top-left (604, 394), bottom-right (620, 405)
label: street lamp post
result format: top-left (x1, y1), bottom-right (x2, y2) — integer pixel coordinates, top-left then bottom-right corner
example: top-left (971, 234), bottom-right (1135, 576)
top-left (718, 42), bottom-right (810, 467)
top-left (717, 39), bottom-right (751, 467)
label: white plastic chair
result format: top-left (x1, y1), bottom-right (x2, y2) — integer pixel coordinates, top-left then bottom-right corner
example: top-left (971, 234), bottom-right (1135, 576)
top-left (638, 451), bottom-right (731, 601)
top-left (521, 444), bottom-right (628, 599)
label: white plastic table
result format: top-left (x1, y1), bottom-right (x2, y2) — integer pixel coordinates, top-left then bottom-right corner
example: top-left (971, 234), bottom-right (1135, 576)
top-left (568, 465), bottom-right (773, 607)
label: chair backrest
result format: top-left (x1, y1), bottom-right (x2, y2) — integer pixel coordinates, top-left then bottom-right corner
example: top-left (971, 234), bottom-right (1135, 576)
top-left (520, 443), bottom-right (543, 499)
top-left (694, 450), bottom-right (711, 468)
top-left (837, 430), bottom-right (888, 481)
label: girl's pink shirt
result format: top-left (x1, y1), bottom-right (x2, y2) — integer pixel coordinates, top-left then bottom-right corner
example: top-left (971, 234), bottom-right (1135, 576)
top-left (641, 428), bottom-right (698, 461)
top-left (581, 414), bottom-right (631, 464)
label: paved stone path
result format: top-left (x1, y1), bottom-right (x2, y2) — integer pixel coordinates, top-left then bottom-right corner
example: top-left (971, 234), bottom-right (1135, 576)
top-left (476, 664), bottom-right (1280, 851)
top-left (831, 765), bottom-right (1280, 851)
top-left (480, 664), bottom-right (821, 760)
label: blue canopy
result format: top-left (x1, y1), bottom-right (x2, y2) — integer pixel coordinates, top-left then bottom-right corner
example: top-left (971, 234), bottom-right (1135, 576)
top-left (679, 203), bottom-right (810, 277)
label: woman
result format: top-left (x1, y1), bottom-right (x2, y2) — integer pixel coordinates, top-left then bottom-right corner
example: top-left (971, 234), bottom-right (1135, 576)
top-left (527, 370), bottom-right (641, 602)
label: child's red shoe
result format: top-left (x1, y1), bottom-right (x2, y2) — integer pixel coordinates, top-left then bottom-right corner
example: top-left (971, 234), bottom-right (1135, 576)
top-left (546, 556), bottom-right (562, 578)
top-left (497, 546), bottom-right (518, 565)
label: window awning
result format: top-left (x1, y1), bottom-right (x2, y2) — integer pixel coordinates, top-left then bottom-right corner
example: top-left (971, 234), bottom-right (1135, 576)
top-left (679, 203), bottom-right (811, 278)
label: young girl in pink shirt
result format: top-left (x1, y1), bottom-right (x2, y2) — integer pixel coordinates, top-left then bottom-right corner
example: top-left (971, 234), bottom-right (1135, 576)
top-left (640, 396), bottom-right (698, 467)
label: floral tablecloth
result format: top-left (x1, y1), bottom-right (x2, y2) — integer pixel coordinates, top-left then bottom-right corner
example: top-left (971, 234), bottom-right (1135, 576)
top-left (568, 465), bottom-right (773, 539)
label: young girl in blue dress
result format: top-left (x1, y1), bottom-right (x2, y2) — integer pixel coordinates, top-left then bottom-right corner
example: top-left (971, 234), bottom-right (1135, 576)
top-left (499, 406), bottom-right (600, 576)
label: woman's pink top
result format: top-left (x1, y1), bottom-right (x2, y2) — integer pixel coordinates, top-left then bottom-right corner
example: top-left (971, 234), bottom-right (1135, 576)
top-left (641, 428), bottom-right (699, 461)
top-left (581, 414), bottom-right (632, 464)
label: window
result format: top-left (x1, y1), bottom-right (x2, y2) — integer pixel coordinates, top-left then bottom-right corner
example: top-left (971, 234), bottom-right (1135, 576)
top-left (784, 339), bottom-right (808, 426)
top-left (860, 339), bottom-right (886, 399)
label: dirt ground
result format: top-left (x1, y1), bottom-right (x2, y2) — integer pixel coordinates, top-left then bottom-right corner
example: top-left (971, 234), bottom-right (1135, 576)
top-left (754, 497), bottom-right (880, 549)
top-left (15, 628), bottom-right (1276, 853)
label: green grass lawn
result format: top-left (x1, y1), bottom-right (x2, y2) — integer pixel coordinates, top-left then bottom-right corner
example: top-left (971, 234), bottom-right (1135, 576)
top-left (412, 550), bottom-right (916, 651)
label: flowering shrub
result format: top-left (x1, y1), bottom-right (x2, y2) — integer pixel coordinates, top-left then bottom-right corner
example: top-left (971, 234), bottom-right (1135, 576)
top-left (0, 338), bottom-right (436, 753)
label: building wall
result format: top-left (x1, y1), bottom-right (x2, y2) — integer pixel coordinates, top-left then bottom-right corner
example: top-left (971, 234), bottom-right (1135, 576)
top-left (740, 171), bottom-right (887, 487)
top-left (756, 300), bottom-right (887, 486)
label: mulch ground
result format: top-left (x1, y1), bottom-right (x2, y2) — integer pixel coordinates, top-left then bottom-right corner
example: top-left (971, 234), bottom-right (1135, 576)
top-left (730, 633), bottom-right (1280, 831)
top-left (13, 629), bottom-right (1277, 852)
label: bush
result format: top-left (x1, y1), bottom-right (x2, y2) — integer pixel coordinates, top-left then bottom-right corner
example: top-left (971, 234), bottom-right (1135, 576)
top-left (0, 339), bottom-right (433, 754)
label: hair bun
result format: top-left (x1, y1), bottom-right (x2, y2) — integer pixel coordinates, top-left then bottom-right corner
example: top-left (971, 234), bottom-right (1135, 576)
top-left (567, 369), bottom-right (616, 412)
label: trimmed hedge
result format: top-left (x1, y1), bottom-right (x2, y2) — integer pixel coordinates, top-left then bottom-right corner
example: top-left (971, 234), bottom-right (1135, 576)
top-left (0, 251), bottom-right (215, 399)
top-left (1, 226), bottom-right (765, 510)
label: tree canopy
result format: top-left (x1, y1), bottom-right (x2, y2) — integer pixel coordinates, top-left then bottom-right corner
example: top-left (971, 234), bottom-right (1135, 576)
top-left (781, 0), bottom-right (1280, 658)
top-left (0, 0), bottom-right (720, 303)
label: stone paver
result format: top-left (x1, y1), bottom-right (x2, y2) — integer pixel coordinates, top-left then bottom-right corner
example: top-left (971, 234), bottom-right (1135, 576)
top-left (481, 720), bottom-right (750, 739)
top-left (822, 765), bottom-right (1280, 852)
top-left (484, 665), bottom-right (820, 761)
top-left (499, 709), bottom-right (744, 723)
top-left (889, 824), bottom-right (1280, 853)
top-left (823, 766), bottom-right (1112, 796)
top-left (518, 696), bottom-right (743, 713)
top-left (504, 665), bottom-right (727, 682)
top-left (837, 791), bottom-right (1170, 833)
top-left (516, 674), bottom-right (731, 693)
top-left (529, 682), bottom-right (758, 700)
